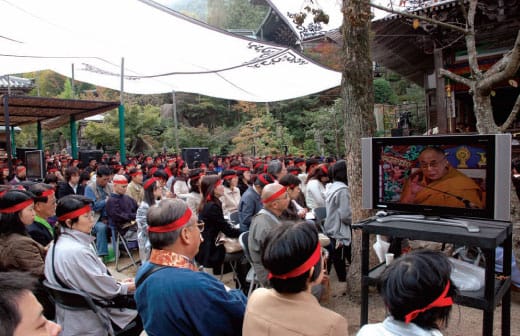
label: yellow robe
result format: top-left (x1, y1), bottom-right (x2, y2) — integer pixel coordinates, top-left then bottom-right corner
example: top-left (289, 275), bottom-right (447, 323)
top-left (401, 166), bottom-right (484, 209)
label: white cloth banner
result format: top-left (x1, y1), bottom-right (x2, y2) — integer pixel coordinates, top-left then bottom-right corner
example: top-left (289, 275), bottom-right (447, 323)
top-left (0, 0), bottom-right (341, 102)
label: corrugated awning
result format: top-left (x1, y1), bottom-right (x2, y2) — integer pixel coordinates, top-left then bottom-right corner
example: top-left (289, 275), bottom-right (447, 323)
top-left (0, 95), bottom-right (119, 130)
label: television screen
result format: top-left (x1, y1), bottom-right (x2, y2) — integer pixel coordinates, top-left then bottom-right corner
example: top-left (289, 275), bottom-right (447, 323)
top-left (25, 150), bottom-right (44, 180)
top-left (362, 134), bottom-right (511, 221)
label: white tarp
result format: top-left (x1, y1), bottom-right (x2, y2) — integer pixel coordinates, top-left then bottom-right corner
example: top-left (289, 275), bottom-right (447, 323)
top-left (0, 0), bottom-right (341, 102)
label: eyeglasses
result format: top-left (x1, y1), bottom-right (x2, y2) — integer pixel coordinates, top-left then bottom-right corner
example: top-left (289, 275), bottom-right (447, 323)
top-left (419, 159), bottom-right (445, 169)
top-left (196, 220), bottom-right (205, 232)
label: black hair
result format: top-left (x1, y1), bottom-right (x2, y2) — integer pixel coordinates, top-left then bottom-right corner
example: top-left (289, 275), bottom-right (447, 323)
top-left (147, 199), bottom-right (189, 249)
top-left (221, 170), bottom-right (237, 188)
top-left (96, 165), bottom-right (112, 177)
top-left (153, 169), bottom-right (169, 181)
top-left (44, 173), bottom-right (58, 184)
top-left (331, 160), bottom-right (348, 185)
top-left (306, 163), bottom-right (329, 184)
top-left (189, 169), bottom-right (202, 193)
top-left (55, 195), bottom-right (93, 233)
top-left (0, 190), bottom-right (34, 236)
top-left (143, 180), bottom-right (159, 206)
top-left (253, 173), bottom-right (274, 188)
top-left (64, 166), bottom-right (80, 182)
top-left (198, 175), bottom-right (222, 213)
top-left (79, 171), bottom-right (91, 185)
top-left (279, 174), bottom-right (301, 188)
top-left (28, 183), bottom-right (54, 204)
top-left (262, 221), bottom-right (322, 294)
top-left (377, 249), bottom-right (457, 330)
top-left (0, 271), bottom-right (38, 336)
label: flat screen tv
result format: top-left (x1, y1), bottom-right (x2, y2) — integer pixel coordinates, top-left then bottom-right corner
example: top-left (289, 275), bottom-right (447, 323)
top-left (362, 134), bottom-right (511, 221)
top-left (25, 150), bottom-right (45, 181)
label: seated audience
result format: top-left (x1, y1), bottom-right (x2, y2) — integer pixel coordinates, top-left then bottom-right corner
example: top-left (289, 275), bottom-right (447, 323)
top-left (238, 173), bottom-right (273, 233)
top-left (0, 271), bottom-right (61, 336)
top-left (106, 174), bottom-right (138, 232)
top-left (126, 168), bottom-right (144, 205)
top-left (44, 195), bottom-right (142, 336)
top-left (135, 199), bottom-right (247, 335)
top-left (196, 175), bottom-right (240, 272)
top-left (357, 249), bottom-right (457, 336)
top-left (27, 183), bottom-right (57, 247)
top-left (243, 221), bottom-right (348, 335)
top-left (136, 177), bottom-right (162, 261)
top-left (185, 168), bottom-right (203, 216)
top-left (279, 174), bottom-right (309, 221)
top-left (220, 170), bottom-right (241, 216)
top-left (0, 189), bottom-right (54, 319)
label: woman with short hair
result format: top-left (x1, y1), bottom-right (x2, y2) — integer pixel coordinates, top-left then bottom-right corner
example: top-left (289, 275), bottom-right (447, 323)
top-left (243, 221), bottom-right (348, 335)
top-left (135, 177), bottom-right (163, 261)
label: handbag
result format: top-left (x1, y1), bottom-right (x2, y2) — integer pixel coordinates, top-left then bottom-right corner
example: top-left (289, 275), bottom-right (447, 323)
top-left (215, 232), bottom-right (243, 254)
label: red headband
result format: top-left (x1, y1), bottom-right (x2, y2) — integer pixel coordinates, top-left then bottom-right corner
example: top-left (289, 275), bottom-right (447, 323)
top-left (268, 243), bottom-right (321, 280)
top-left (143, 177), bottom-right (158, 190)
top-left (113, 179), bottom-right (128, 185)
top-left (223, 174), bottom-right (237, 180)
top-left (57, 205), bottom-right (91, 221)
top-left (295, 161), bottom-right (305, 167)
top-left (289, 170), bottom-right (299, 176)
top-left (148, 207), bottom-right (192, 233)
top-left (404, 281), bottom-right (454, 324)
top-left (257, 174), bottom-right (270, 186)
top-left (321, 165), bottom-right (328, 175)
top-left (262, 186), bottom-right (287, 204)
top-left (206, 179), bottom-right (222, 201)
top-left (190, 173), bottom-right (204, 181)
top-left (0, 199), bottom-right (34, 214)
top-left (41, 189), bottom-right (55, 198)
top-left (129, 171), bottom-right (143, 177)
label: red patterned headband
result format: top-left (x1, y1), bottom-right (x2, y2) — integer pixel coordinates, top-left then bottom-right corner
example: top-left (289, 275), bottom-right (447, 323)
top-left (268, 243), bottom-right (321, 280)
top-left (148, 207), bottom-right (192, 233)
top-left (0, 199), bottom-right (34, 214)
top-left (262, 186), bottom-right (287, 204)
top-left (57, 205), bottom-right (91, 222)
top-left (404, 281), bottom-right (453, 323)
top-left (144, 177), bottom-right (158, 190)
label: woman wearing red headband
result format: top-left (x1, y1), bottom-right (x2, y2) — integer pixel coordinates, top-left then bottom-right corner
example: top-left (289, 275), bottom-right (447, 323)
top-left (305, 163), bottom-right (330, 210)
top-left (45, 195), bottom-right (142, 336)
top-left (0, 189), bottom-right (55, 319)
top-left (220, 170), bottom-right (241, 216)
top-left (136, 177), bottom-right (163, 261)
top-left (357, 250), bottom-right (456, 336)
top-left (196, 175), bottom-right (240, 272)
top-left (243, 221), bottom-right (348, 335)
top-left (185, 168), bottom-right (204, 216)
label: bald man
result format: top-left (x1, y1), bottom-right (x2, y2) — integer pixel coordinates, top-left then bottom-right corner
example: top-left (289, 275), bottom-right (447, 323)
top-left (248, 183), bottom-right (291, 286)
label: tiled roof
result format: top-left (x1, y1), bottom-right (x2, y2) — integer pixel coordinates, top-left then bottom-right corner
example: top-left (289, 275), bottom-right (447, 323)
top-left (0, 75), bottom-right (34, 89)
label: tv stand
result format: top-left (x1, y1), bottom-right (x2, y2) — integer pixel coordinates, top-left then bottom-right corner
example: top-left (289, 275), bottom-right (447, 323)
top-left (376, 214), bottom-right (480, 232)
top-left (359, 217), bottom-right (512, 336)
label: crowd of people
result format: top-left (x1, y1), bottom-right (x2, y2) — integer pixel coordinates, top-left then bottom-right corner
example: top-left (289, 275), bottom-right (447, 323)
top-left (0, 151), bottom-right (461, 335)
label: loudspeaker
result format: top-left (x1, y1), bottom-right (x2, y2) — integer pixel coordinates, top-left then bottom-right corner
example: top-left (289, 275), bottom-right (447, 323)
top-left (182, 148), bottom-right (209, 168)
top-left (391, 128), bottom-right (403, 137)
top-left (78, 150), bottom-right (104, 167)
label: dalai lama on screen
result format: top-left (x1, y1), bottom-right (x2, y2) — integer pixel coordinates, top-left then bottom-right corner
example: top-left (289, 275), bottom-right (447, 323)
top-left (399, 147), bottom-right (484, 209)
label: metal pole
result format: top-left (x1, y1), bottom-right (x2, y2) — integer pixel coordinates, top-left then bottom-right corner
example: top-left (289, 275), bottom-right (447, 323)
top-left (70, 64), bottom-right (78, 158)
top-left (37, 121), bottom-right (43, 150)
top-left (119, 57), bottom-right (126, 163)
top-left (3, 95), bottom-right (13, 175)
top-left (172, 90), bottom-right (179, 154)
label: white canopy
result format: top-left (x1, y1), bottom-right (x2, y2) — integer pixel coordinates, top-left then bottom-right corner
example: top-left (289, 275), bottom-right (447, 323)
top-left (0, 0), bottom-right (341, 102)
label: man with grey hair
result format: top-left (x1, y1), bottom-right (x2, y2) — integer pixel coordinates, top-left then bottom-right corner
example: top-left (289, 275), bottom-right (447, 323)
top-left (266, 159), bottom-right (287, 182)
top-left (248, 183), bottom-right (291, 286)
top-left (135, 199), bottom-right (246, 336)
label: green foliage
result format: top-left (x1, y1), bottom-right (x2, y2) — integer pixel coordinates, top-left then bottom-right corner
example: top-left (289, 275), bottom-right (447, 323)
top-left (374, 78), bottom-right (397, 104)
top-left (303, 98), bottom-right (345, 157)
top-left (220, 0), bottom-right (268, 30)
top-left (179, 95), bottom-right (238, 131)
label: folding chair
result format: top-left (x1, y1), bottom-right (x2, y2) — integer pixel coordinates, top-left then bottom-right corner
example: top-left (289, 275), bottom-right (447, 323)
top-left (238, 231), bottom-right (261, 297)
top-left (109, 220), bottom-right (140, 272)
top-left (43, 280), bottom-right (115, 336)
top-left (229, 211), bottom-right (240, 226)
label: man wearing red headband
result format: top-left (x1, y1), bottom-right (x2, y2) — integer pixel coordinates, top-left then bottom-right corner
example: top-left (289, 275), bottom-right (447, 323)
top-left (9, 165), bottom-right (26, 185)
top-left (248, 183), bottom-right (290, 286)
top-left (106, 175), bottom-right (138, 233)
top-left (134, 199), bottom-right (246, 335)
top-left (126, 168), bottom-right (144, 204)
top-left (27, 184), bottom-right (57, 247)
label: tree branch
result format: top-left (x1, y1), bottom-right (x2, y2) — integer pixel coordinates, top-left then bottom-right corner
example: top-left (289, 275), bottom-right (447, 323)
top-left (482, 30), bottom-right (520, 87)
top-left (465, 0), bottom-right (481, 78)
top-left (370, 2), bottom-right (467, 33)
top-left (499, 92), bottom-right (520, 132)
top-left (439, 68), bottom-right (473, 87)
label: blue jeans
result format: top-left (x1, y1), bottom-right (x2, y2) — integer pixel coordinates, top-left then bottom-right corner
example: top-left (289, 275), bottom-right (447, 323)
top-left (92, 221), bottom-right (108, 256)
top-left (495, 247), bottom-right (520, 287)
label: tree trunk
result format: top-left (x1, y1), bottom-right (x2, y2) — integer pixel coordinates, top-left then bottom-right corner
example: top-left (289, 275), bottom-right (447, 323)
top-left (341, 0), bottom-right (375, 300)
top-left (473, 89), bottom-right (500, 134)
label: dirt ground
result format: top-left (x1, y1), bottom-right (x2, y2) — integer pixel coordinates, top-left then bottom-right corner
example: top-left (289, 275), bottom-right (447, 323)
top-left (113, 253), bottom-right (520, 336)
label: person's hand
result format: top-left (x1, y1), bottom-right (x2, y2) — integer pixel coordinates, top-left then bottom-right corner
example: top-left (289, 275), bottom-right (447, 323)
top-left (121, 278), bottom-right (136, 292)
top-left (408, 171), bottom-right (425, 195)
top-left (297, 208), bottom-right (308, 218)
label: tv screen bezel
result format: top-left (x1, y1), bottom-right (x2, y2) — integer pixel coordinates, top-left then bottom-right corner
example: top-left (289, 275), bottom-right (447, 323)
top-left (362, 134), bottom-right (511, 221)
top-left (25, 150), bottom-right (45, 181)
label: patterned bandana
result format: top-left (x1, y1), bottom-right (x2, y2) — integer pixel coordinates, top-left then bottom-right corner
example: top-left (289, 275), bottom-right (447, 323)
top-left (149, 249), bottom-right (198, 272)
